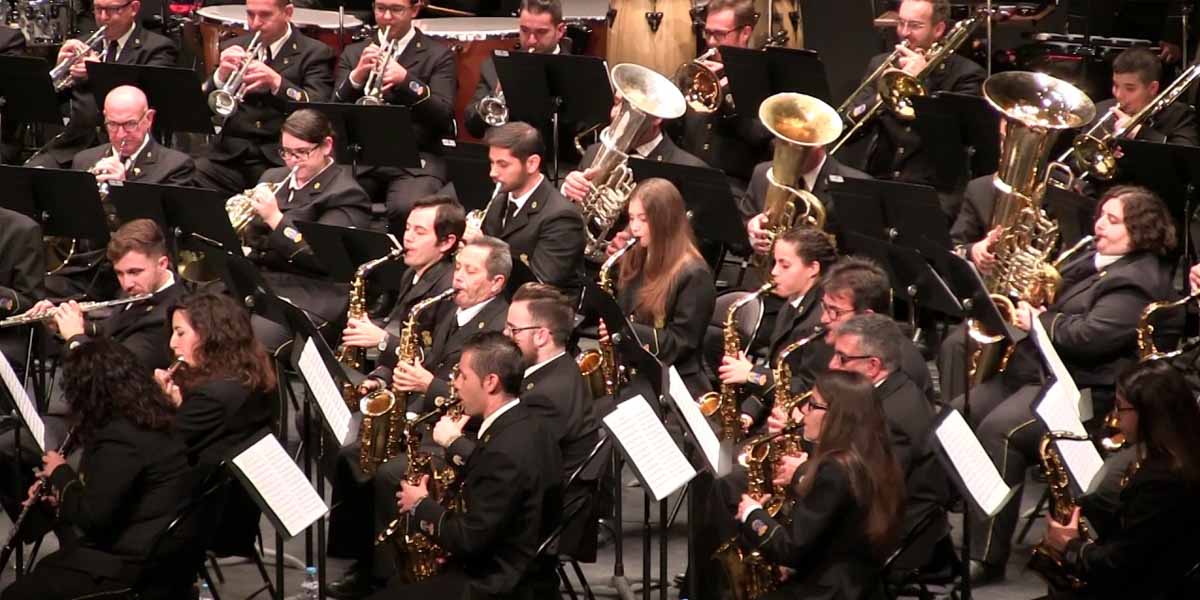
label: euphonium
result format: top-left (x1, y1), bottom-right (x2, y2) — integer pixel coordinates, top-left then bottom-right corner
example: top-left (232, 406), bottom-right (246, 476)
top-left (49, 27), bottom-right (107, 92)
top-left (750, 93), bottom-right (841, 279)
top-left (226, 166), bottom-right (299, 236)
top-left (358, 287), bottom-right (456, 475)
top-left (699, 282), bottom-right (775, 441)
top-left (1136, 290), bottom-right (1200, 361)
top-left (335, 247), bottom-right (405, 378)
top-left (1028, 431), bottom-right (1091, 592)
top-left (674, 48), bottom-right (729, 114)
top-left (577, 235), bottom-right (639, 398)
top-left (208, 30), bottom-right (264, 118)
top-left (358, 27), bottom-right (399, 106)
top-left (578, 63), bottom-right (685, 260)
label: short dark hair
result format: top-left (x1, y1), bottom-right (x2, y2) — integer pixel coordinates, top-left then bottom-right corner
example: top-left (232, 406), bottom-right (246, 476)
top-left (519, 0), bottom-right (563, 24)
top-left (836, 313), bottom-right (903, 371)
top-left (483, 122), bottom-right (545, 162)
top-left (1102, 185), bottom-right (1177, 256)
top-left (904, 0), bottom-right (950, 24)
top-left (777, 227), bottom-right (838, 272)
top-left (1113, 47), bottom-right (1162, 86)
top-left (282, 108), bottom-right (334, 144)
top-left (411, 195), bottom-right (467, 245)
top-left (512, 282), bottom-right (573, 347)
top-left (462, 331), bottom-right (525, 396)
top-left (824, 256), bottom-right (891, 313)
top-left (107, 218), bottom-right (167, 262)
top-left (465, 235), bottom-right (513, 281)
top-left (705, 0), bottom-right (758, 28)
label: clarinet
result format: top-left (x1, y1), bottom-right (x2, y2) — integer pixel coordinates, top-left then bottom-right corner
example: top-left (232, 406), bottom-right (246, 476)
top-left (0, 427), bottom-right (79, 571)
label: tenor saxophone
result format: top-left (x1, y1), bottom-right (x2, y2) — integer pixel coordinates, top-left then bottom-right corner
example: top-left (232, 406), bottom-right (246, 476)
top-left (698, 283), bottom-right (775, 442)
top-left (577, 235), bottom-right (639, 398)
top-left (1028, 431), bottom-right (1091, 592)
top-left (335, 247), bottom-right (404, 378)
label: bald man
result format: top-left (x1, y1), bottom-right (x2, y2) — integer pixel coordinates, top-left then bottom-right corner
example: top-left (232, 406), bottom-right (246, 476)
top-left (70, 85), bottom-right (195, 187)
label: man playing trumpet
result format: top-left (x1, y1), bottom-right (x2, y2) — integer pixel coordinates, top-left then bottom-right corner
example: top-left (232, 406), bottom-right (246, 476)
top-left (70, 85), bottom-right (194, 188)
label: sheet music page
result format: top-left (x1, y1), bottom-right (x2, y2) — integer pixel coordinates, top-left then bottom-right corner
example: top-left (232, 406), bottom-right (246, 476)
top-left (1056, 438), bottom-right (1105, 495)
top-left (0, 350), bottom-right (44, 453)
top-left (934, 410), bottom-right (1013, 517)
top-left (1030, 317), bottom-right (1087, 435)
top-left (603, 395), bottom-right (697, 502)
top-left (298, 338), bottom-right (353, 445)
top-left (231, 434), bottom-right (328, 538)
top-left (667, 366), bottom-right (721, 473)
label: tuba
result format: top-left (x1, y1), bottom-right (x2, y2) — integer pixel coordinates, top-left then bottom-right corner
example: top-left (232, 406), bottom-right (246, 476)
top-left (1028, 431), bottom-right (1091, 592)
top-left (208, 30), bottom-right (264, 118)
top-left (750, 93), bottom-right (841, 279)
top-left (699, 282), bottom-right (775, 441)
top-left (49, 27), bottom-right (107, 92)
top-left (335, 247), bottom-right (405, 376)
top-left (577, 235), bottom-right (639, 398)
top-left (578, 63), bottom-right (685, 261)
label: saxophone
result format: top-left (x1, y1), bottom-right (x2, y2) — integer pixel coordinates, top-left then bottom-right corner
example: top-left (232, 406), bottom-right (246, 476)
top-left (577, 235), bottom-right (639, 398)
top-left (765, 326), bottom-right (826, 504)
top-left (357, 288), bottom-right (456, 476)
top-left (1028, 431), bottom-right (1091, 592)
top-left (336, 248), bottom-right (404, 379)
top-left (699, 283), bottom-right (775, 442)
top-left (1136, 290), bottom-right (1200, 361)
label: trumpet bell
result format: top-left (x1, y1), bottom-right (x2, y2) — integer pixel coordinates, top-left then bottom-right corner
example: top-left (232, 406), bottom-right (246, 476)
top-left (361, 390), bottom-right (397, 417)
top-left (356, 95), bottom-right (385, 106)
top-left (208, 90), bottom-right (238, 117)
top-left (674, 61), bottom-right (722, 114)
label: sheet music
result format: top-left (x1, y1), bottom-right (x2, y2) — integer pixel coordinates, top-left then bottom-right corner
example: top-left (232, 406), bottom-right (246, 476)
top-left (1031, 317), bottom-right (1088, 433)
top-left (297, 338), bottom-right (353, 445)
top-left (934, 410), bottom-right (1014, 517)
top-left (667, 367), bottom-right (721, 472)
top-left (1056, 437), bottom-right (1105, 495)
top-left (0, 350), bottom-right (44, 453)
top-left (231, 434), bottom-right (328, 538)
top-left (603, 395), bottom-right (697, 502)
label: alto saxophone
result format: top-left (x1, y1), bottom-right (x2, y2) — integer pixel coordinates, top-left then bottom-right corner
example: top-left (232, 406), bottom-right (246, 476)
top-left (336, 247), bottom-right (405, 378)
top-left (764, 326), bottom-right (826, 510)
top-left (699, 283), bottom-right (775, 442)
top-left (577, 235), bottom-right (639, 398)
top-left (1028, 431), bottom-right (1091, 592)
top-left (357, 288), bottom-right (456, 476)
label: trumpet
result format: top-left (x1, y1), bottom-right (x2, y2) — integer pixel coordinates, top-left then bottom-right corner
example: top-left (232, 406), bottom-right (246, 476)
top-left (0, 293), bottom-right (153, 328)
top-left (358, 27), bottom-right (400, 106)
top-left (208, 30), bottom-right (264, 118)
top-left (226, 166), bottom-right (299, 235)
top-left (674, 48), bottom-right (730, 114)
top-left (49, 27), bottom-right (107, 92)
top-left (464, 182), bottom-right (502, 242)
top-left (477, 88), bottom-right (509, 127)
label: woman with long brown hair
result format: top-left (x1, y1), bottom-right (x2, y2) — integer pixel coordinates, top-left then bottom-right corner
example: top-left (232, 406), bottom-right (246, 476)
top-left (736, 370), bottom-right (905, 599)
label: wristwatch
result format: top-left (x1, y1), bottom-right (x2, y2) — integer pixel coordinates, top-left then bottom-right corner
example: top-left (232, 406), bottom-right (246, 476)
top-left (377, 334), bottom-right (390, 353)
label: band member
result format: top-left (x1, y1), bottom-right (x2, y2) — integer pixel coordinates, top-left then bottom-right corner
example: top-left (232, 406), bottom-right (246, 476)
top-left (469, 122), bottom-right (585, 298)
top-left (195, 0), bottom-right (335, 194)
top-left (736, 370), bottom-right (905, 599)
top-left (0, 27), bottom-right (26, 164)
top-left (380, 332), bottom-right (563, 599)
top-left (1041, 360), bottom-right (1200, 598)
top-left (1089, 47), bottom-right (1199, 147)
top-left (464, 0), bottom-right (569, 140)
top-left (718, 227), bottom-right (838, 429)
top-left (669, 0), bottom-right (772, 192)
top-left (0, 207), bottom-right (44, 370)
top-left (962, 185), bottom-right (1178, 584)
top-left (241, 109), bottom-right (371, 354)
top-left (0, 338), bottom-right (191, 600)
top-left (70, 85), bottom-right (194, 187)
top-left (826, 314), bottom-right (950, 572)
top-left (26, 0), bottom-right (177, 170)
top-left (339, 195), bottom-right (462, 359)
top-left (334, 0), bottom-right (456, 230)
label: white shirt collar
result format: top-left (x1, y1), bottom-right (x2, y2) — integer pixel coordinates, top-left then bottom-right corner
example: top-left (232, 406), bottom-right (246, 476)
top-left (112, 134), bottom-right (151, 164)
top-left (507, 174), bottom-right (544, 216)
top-left (266, 24), bottom-right (293, 61)
top-left (387, 25), bottom-right (417, 57)
top-left (1094, 252), bottom-right (1121, 271)
top-left (109, 24), bottom-right (136, 59)
top-left (525, 350), bottom-right (566, 378)
top-left (456, 296), bottom-right (494, 327)
top-left (633, 132), bottom-right (664, 158)
top-left (478, 397), bottom-right (520, 439)
top-left (789, 291), bottom-right (805, 310)
top-left (800, 153), bottom-right (827, 192)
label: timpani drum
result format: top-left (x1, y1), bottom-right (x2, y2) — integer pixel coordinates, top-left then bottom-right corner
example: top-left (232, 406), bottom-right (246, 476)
top-left (194, 5), bottom-right (363, 77)
top-left (606, 0), bottom-right (695, 77)
top-left (415, 17), bottom-right (519, 140)
top-left (562, 0), bottom-right (609, 57)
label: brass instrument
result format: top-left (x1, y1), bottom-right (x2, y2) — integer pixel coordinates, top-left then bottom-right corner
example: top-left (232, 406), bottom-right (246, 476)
top-left (699, 282), bottom-right (776, 441)
top-left (335, 247), bottom-right (405, 377)
top-left (830, 16), bottom-right (981, 155)
top-left (750, 93), bottom-right (841, 278)
top-left (226, 166), bottom-right (299, 236)
top-left (93, 154), bottom-right (137, 229)
top-left (44, 152), bottom-right (136, 273)
top-left (477, 88), bottom-right (509, 126)
top-left (208, 30), bottom-right (264, 118)
top-left (464, 182), bottom-right (502, 242)
top-left (674, 48), bottom-right (730, 114)
top-left (1059, 63), bottom-right (1200, 181)
top-left (0, 293), bottom-right (153, 328)
top-left (357, 288), bottom-right (456, 475)
top-left (358, 27), bottom-right (401, 106)
top-left (578, 63), bottom-right (686, 260)
top-left (1136, 290), bottom-right (1200, 361)
top-left (577, 235), bottom-right (639, 398)
top-left (1029, 430), bottom-right (1091, 592)
top-left (49, 27), bottom-right (107, 92)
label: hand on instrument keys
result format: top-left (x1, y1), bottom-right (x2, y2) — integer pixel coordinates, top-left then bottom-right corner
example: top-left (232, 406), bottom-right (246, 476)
top-left (52, 301), bottom-right (86, 340)
top-left (357, 377), bottom-right (384, 396)
top-left (42, 450), bottom-right (67, 480)
top-left (249, 185), bottom-right (284, 229)
top-left (20, 300), bottom-right (59, 324)
top-left (772, 452), bottom-right (807, 489)
top-left (240, 60), bottom-right (283, 95)
top-left (432, 414), bottom-right (469, 448)
top-left (341, 317), bottom-right (387, 349)
top-left (747, 213), bottom-right (772, 255)
top-left (1160, 41), bottom-right (1183, 64)
top-left (216, 44), bottom-right (250, 82)
top-left (392, 360), bottom-right (434, 393)
top-left (380, 59), bottom-right (409, 92)
top-left (895, 43), bottom-right (927, 77)
top-left (562, 166), bottom-right (599, 203)
top-left (58, 39), bottom-right (96, 82)
top-left (351, 44), bottom-right (384, 85)
top-left (606, 229), bottom-right (633, 257)
top-left (92, 155), bottom-right (127, 185)
top-left (154, 367), bottom-right (183, 407)
top-left (1042, 506), bottom-right (1081, 556)
top-left (766, 403), bottom-right (795, 435)
top-left (1014, 300), bottom-right (1045, 332)
top-left (718, 351), bottom-right (754, 385)
top-left (737, 492), bottom-right (772, 521)
top-left (969, 227), bottom-right (1001, 272)
top-left (397, 473), bottom-right (429, 513)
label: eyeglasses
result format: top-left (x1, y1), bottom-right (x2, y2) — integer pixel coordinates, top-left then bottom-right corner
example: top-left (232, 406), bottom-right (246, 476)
top-left (374, 3), bottom-right (412, 15)
top-left (95, 0), bottom-right (135, 15)
top-left (277, 144), bottom-right (319, 160)
top-left (896, 19), bottom-right (929, 32)
top-left (801, 398), bottom-right (829, 412)
top-left (822, 303), bottom-right (855, 321)
top-left (832, 351), bottom-right (876, 365)
top-left (703, 27), bottom-right (736, 40)
top-left (504, 324), bottom-right (542, 335)
top-left (104, 111), bottom-right (148, 132)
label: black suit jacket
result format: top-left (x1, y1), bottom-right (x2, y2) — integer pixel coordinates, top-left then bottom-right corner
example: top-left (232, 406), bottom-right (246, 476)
top-left (949, 172), bottom-right (995, 247)
top-left (740, 287), bottom-right (827, 425)
top-left (1092, 97), bottom-right (1200, 146)
top-left (175, 378), bottom-right (273, 471)
top-left (579, 133), bottom-right (709, 170)
top-left (70, 137), bottom-right (195, 187)
top-left (377, 255), bottom-right (456, 344)
top-left (737, 156), bottom-right (872, 236)
top-left (46, 417), bottom-right (190, 582)
top-left (481, 177), bottom-right (586, 297)
top-left (0, 28), bottom-right (26, 163)
top-left (205, 28), bottom-right (334, 165)
top-left (72, 281), bottom-right (188, 372)
top-left (413, 402), bottom-right (562, 598)
top-left (0, 207), bottom-right (44, 317)
top-left (669, 101), bottom-right (773, 185)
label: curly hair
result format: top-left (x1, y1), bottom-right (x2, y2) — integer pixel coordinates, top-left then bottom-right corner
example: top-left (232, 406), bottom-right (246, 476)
top-left (1101, 185), bottom-right (1177, 257)
top-left (167, 293), bottom-right (276, 394)
top-left (61, 337), bottom-right (175, 444)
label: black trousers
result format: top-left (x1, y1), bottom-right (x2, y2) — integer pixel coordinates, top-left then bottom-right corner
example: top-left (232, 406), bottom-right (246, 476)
top-left (0, 551), bottom-right (132, 600)
top-left (357, 169), bottom-right (444, 234)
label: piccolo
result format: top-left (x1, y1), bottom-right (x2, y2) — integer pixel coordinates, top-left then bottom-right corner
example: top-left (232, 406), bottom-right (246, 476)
top-left (0, 293), bottom-right (153, 329)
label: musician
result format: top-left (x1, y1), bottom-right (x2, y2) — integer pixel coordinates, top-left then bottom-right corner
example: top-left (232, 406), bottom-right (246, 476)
top-left (826, 313), bottom-right (951, 572)
top-left (70, 85), bottom-right (194, 187)
top-left (0, 338), bottom-right (192, 600)
top-left (26, 0), bottom-right (177, 170)
top-left (718, 227), bottom-right (838, 429)
top-left (1041, 360), bottom-right (1200, 599)
top-left (334, 0), bottom-right (456, 230)
top-left (0, 28), bottom-right (26, 164)
top-left (379, 332), bottom-right (563, 599)
top-left (736, 370), bottom-right (905, 600)
top-left (668, 0), bottom-right (772, 193)
top-left (1089, 47), bottom-right (1199, 148)
top-left (0, 207), bottom-right (44, 371)
top-left (195, 0), bottom-right (335, 194)
top-left (464, 0), bottom-right (570, 140)
top-left (241, 108), bottom-right (371, 354)
top-left (962, 185), bottom-right (1178, 584)
top-left (468, 122), bottom-right (585, 297)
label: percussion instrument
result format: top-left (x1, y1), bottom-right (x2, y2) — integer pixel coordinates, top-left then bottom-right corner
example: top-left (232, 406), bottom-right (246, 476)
top-left (4, 0), bottom-right (73, 46)
top-left (415, 17), bottom-right (519, 140)
top-left (563, 0), bottom-right (609, 57)
top-left (606, 0), bottom-right (695, 77)
top-left (194, 5), bottom-right (363, 77)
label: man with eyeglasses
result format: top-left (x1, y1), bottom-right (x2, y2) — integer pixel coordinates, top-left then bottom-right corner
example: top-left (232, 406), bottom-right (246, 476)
top-left (195, 0), bottom-right (335, 195)
top-left (334, 0), bottom-right (455, 232)
top-left (71, 85), bottom-right (193, 187)
top-left (26, 0), bottom-right (177, 170)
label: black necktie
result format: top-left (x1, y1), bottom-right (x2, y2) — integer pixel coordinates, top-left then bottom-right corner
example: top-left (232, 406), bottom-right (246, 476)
top-left (502, 200), bottom-right (519, 228)
top-left (105, 40), bottom-right (118, 63)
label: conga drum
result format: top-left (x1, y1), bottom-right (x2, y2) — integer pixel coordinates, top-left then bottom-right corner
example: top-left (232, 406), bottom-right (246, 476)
top-left (563, 0), bottom-right (610, 57)
top-left (606, 0), bottom-right (696, 77)
top-left (415, 17), bottom-right (520, 140)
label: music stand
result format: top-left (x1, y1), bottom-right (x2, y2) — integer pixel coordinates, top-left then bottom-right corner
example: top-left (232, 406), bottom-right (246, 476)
top-left (905, 94), bottom-right (977, 193)
top-left (830, 176), bottom-right (952, 250)
top-left (846, 232), bottom-right (962, 317)
top-left (722, 46), bottom-right (832, 114)
top-left (85, 62), bottom-right (215, 136)
top-left (629, 158), bottom-right (746, 248)
top-left (0, 56), bottom-right (65, 126)
top-left (286, 102), bottom-right (421, 170)
top-left (0, 166), bottom-right (110, 247)
top-left (294, 221), bottom-right (402, 287)
top-left (1114, 139), bottom-right (1200, 256)
top-left (925, 92), bottom-right (1001, 178)
top-left (110, 182), bottom-right (240, 281)
top-left (440, 138), bottom-right (493, 214)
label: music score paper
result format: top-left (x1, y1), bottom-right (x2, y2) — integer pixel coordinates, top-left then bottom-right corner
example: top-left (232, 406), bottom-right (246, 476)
top-left (603, 395), bottom-right (697, 502)
top-left (297, 338), bottom-right (353, 445)
top-left (934, 410), bottom-right (1015, 517)
top-left (1055, 437), bottom-right (1105, 495)
top-left (231, 434), bottom-right (328, 538)
top-left (0, 351), bottom-right (44, 453)
top-left (667, 366), bottom-right (721, 472)
top-left (1031, 317), bottom-right (1091, 429)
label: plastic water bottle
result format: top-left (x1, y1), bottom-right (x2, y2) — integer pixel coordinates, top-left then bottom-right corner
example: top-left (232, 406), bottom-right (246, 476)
top-left (300, 566), bottom-right (319, 600)
top-left (197, 582), bottom-right (215, 600)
